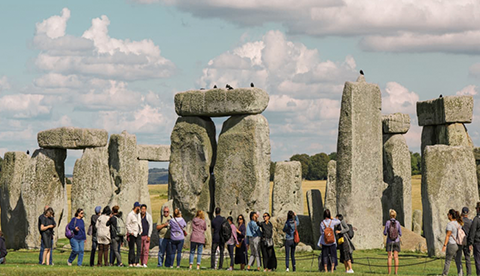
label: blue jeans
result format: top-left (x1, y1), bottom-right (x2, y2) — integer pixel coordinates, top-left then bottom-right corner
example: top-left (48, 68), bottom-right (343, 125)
top-left (169, 239), bottom-right (184, 267)
top-left (189, 242), bottom-right (204, 265)
top-left (158, 238), bottom-right (171, 267)
top-left (68, 238), bottom-right (85, 266)
top-left (39, 238), bottom-right (53, 264)
top-left (0, 257), bottom-right (4, 264)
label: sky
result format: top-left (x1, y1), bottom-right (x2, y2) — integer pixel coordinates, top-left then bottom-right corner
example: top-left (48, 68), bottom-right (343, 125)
top-left (1, 0), bottom-right (480, 174)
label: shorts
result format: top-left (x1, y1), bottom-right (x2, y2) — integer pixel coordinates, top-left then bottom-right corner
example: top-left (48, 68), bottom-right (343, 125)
top-left (386, 242), bottom-right (400, 252)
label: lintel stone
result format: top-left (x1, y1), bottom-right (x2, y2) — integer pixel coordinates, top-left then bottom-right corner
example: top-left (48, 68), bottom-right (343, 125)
top-left (38, 127), bottom-right (108, 149)
top-left (137, 145), bottom-right (170, 162)
top-left (416, 96), bottom-right (473, 126)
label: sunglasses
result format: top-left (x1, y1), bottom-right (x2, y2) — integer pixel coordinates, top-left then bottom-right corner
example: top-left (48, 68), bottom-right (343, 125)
top-left (263, 215), bottom-right (268, 218)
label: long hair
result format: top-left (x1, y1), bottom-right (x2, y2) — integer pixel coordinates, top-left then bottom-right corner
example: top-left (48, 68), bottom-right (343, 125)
top-left (174, 208), bottom-right (181, 218)
top-left (448, 209), bottom-right (464, 226)
top-left (74, 208), bottom-right (83, 218)
top-left (196, 210), bottom-right (205, 220)
top-left (249, 211), bottom-right (256, 220)
top-left (237, 214), bottom-right (245, 225)
top-left (102, 206), bottom-right (111, 216)
top-left (287, 210), bottom-right (295, 221)
top-left (112, 205), bottom-right (120, 214)
top-left (323, 209), bottom-right (331, 219)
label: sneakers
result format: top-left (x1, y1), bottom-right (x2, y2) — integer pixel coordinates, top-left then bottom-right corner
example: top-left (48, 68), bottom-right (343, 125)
top-left (347, 269), bottom-right (354, 273)
top-left (226, 267), bottom-right (233, 271)
top-left (286, 268), bottom-right (289, 272)
top-left (67, 262), bottom-right (72, 266)
top-left (129, 264), bottom-right (133, 267)
top-left (143, 264), bottom-right (147, 268)
top-left (136, 264), bottom-right (142, 268)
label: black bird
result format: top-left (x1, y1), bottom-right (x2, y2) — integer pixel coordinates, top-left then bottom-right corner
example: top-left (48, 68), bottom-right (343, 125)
top-left (360, 70), bottom-right (364, 75)
top-left (26, 150), bottom-right (30, 155)
top-left (226, 84), bottom-right (233, 90)
top-left (213, 85), bottom-right (217, 89)
top-left (251, 82), bottom-right (254, 87)
top-left (439, 94), bottom-right (443, 98)
top-left (200, 88), bottom-right (205, 90)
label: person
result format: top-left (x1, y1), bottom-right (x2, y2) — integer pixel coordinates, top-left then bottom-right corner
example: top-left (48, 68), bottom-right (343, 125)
top-left (463, 207), bottom-right (473, 276)
top-left (40, 207), bottom-right (56, 265)
top-left (156, 206), bottom-right (172, 267)
top-left (468, 202), bottom-right (480, 276)
top-left (126, 202), bottom-right (143, 267)
top-left (384, 209), bottom-right (402, 275)
top-left (226, 216), bottom-right (238, 271)
top-left (67, 208), bottom-right (86, 266)
top-left (96, 206), bottom-right (111, 266)
top-left (247, 211), bottom-right (262, 271)
top-left (319, 209), bottom-right (341, 273)
top-left (235, 214), bottom-right (248, 270)
top-left (0, 231), bottom-right (7, 264)
top-left (38, 206), bottom-right (53, 265)
top-left (442, 209), bottom-right (464, 276)
top-left (140, 204), bottom-right (153, 267)
top-left (189, 210), bottom-right (207, 270)
top-left (89, 206), bottom-right (101, 266)
top-left (283, 210), bottom-right (299, 272)
top-left (335, 214), bottom-right (355, 273)
top-left (211, 207), bottom-right (225, 269)
top-left (258, 212), bottom-right (276, 272)
top-left (169, 208), bottom-right (186, 268)
top-left (107, 205), bottom-right (124, 267)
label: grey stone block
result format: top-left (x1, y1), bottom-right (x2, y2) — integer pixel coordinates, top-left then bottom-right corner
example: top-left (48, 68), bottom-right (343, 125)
top-left (137, 145), bottom-right (170, 162)
top-left (38, 127), bottom-right (108, 149)
top-left (417, 96), bottom-right (473, 126)
top-left (272, 161), bottom-right (303, 217)
top-left (382, 113), bottom-right (410, 134)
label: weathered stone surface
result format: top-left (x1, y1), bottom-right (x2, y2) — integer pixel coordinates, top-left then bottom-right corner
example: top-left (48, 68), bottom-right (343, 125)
top-left (477, 164), bottom-right (480, 197)
top-left (417, 95), bottom-right (473, 126)
top-left (412, 209), bottom-right (422, 235)
top-left (175, 88), bottom-right (269, 117)
top-left (422, 145), bottom-right (478, 256)
top-left (306, 189), bottom-right (323, 249)
top-left (420, 125), bottom-right (436, 155)
top-left (436, 123), bottom-right (473, 149)
top-left (0, 152), bottom-right (29, 249)
top-left (324, 160), bottom-right (337, 215)
top-left (108, 131), bottom-right (142, 215)
top-left (382, 134), bottom-right (412, 230)
top-left (169, 116), bottom-right (216, 223)
top-left (137, 145), bottom-right (170, 162)
top-left (38, 127), bottom-right (108, 149)
top-left (336, 75), bottom-right (384, 249)
top-left (22, 149), bottom-right (68, 249)
top-left (214, 114), bottom-right (270, 219)
top-left (72, 146), bottom-right (113, 249)
top-left (397, 226), bottom-right (427, 253)
top-left (272, 161), bottom-right (303, 216)
top-left (382, 113), bottom-right (410, 134)
top-left (138, 160), bottom-right (152, 213)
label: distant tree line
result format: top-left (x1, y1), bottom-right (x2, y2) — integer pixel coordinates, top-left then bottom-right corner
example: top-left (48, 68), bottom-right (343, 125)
top-left (270, 151), bottom-right (422, 181)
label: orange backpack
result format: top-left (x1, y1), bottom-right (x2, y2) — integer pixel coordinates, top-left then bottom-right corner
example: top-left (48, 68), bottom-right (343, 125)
top-left (323, 220), bottom-right (335, 244)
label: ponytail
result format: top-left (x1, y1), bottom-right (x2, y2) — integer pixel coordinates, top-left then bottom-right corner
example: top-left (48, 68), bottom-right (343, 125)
top-left (448, 209), bottom-right (464, 226)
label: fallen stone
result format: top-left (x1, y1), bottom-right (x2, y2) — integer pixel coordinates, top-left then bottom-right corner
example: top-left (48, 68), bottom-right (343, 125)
top-left (412, 209), bottom-right (422, 235)
top-left (382, 113), bottom-right (410, 134)
top-left (137, 145), bottom-right (170, 162)
top-left (382, 134), bottom-right (412, 230)
top-left (336, 76), bottom-right (384, 250)
top-left (169, 116), bottom-right (216, 226)
top-left (422, 145), bottom-right (478, 256)
top-left (175, 88), bottom-right (269, 117)
top-left (306, 189), bottom-right (323, 249)
top-left (272, 161), bottom-right (303, 217)
top-left (417, 95), bottom-right (473, 126)
top-left (384, 226), bottom-right (427, 253)
top-left (37, 127), bottom-right (108, 149)
top-left (324, 160), bottom-right (337, 215)
top-left (214, 114), bottom-right (271, 220)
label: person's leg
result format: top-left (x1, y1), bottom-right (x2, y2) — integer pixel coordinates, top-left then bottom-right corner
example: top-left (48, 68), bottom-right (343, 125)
top-left (68, 238), bottom-right (79, 265)
top-left (110, 240), bottom-right (117, 265)
top-left (292, 242), bottom-right (297, 272)
top-left (141, 235), bottom-right (147, 265)
top-left (211, 242), bottom-right (218, 269)
top-left (387, 251), bottom-right (393, 274)
top-left (158, 238), bottom-right (165, 267)
top-left (228, 244), bottom-right (234, 268)
top-left (165, 239), bottom-right (173, 267)
top-left (197, 244), bottom-right (203, 268)
top-left (219, 243), bottom-right (225, 269)
top-left (97, 244), bottom-right (103, 265)
top-left (456, 245), bottom-right (464, 276)
top-left (464, 245), bottom-right (472, 276)
top-left (50, 238), bottom-right (53, 264)
top-left (39, 239), bottom-right (45, 264)
top-left (176, 240), bottom-right (184, 267)
top-left (255, 238), bottom-right (261, 269)
top-left (45, 249), bottom-right (51, 265)
top-left (42, 248), bottom-right (48, 265)
top-left (394, 251), bottom-right (399, 275)
top-left (135, 236), bottom-right (142, 265)
top-left (104, 243), bottom-right (110, 266)
top-left (90, 239), bottom-right (97, 266)
top-left (444, 244), bottom-right (457, 276)
top-left (285, 240), bottom-right (291, 270)
top-left (189, 242), bottom-right (197, 266)
top-left (330, 245), bottom-right (336, 273)
top-left (474, 243), bottom-right (480, 276)
top-left (128, 236), bottom-right (135, 265)
top-left (77, 240), bottom-right (84, 266)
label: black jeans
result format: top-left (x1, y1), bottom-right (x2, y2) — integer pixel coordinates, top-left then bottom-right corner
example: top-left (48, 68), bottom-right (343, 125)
top-left (227, 244), bottom-right (235, 267)
top-left (128, 235), bottom-right (141, 265)
top-left (474, 243), bottom-right (480, 275)
top-left (211, 242), bottom-right (225, 269)
top-left (464, 244), bottom-right (472, 275)
top-left (90, 239), bottom-right (98, 266)
top-left (285, 239), bottom-right (296, 271)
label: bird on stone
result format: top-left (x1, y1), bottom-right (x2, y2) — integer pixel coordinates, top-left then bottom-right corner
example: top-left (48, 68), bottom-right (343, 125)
top-left (226, 84), bottom-right (233, 90)
top-left (439, 94), bottom-right (443, 98)
top-left (213, 85), bottom-right (217, 89)
top-left (360, 70), bottom-right (364, 75)
top-left (26, 150), bottom-right (30, 155)
top-left (200, 88), bottom-right (205, 90)
top-left (251, 82), bottom-right (254, 87)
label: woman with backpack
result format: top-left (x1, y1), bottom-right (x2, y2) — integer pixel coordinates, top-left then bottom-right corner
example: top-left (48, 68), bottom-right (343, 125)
top-left (226, 216), bottom-right (238, 271)
top-left (283, 210), bottom-right (299, 272)
top-left (235, 214), bottom-right (248, 270)
top-left (335, 214), bottom-right (355, 273)
top-left (189, 210), bottom-right (207, 270)
top-left (169, 208), bottom-right (186, 268)
top-left (319, 209), bottom-right (341, 273)
top-left (258, 212), bottom-right (276, 272)
top-left (442, 209), bottom-right (464, 276)
top-left (384, 209), bottom-right (402, 275)
top-left (107, 205), bottom-right (124, 267)
top-left (67, 208), bottom-right (86, 266)
top-left (96, 206), bottom-right (111, 266)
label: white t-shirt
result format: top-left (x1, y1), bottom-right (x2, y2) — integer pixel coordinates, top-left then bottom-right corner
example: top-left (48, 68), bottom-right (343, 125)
top-left (446, 220), bottom-right (460, 245)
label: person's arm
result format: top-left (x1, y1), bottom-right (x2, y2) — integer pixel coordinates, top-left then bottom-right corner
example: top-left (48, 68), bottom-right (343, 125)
top-left (338, 221), bottom-right (349, 234)
top-left (468, 218), bottom-right (477, 246)
top-left (398, 221), bottom-right (402, 237)
top-left (106, 217), bottom-right (112, 227)
top-left (202, 220), bottom-right (207, 231)
top-left (295, 216), bottom-right (299, 226)
top-left (68, 218), bottom-right (75, 231)
top-left (282, 222), bottom-right (288, 233)
top-left (147, 214), bottom-right (153, 238)
top-left (383, 221), bottom-right (389, 236)
top-left (443, 231), bottom-right (452, 252)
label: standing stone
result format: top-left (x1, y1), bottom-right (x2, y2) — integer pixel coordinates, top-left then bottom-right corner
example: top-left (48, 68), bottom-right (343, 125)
top-left (435, 123), bottom-right (473, 149)
top-left (306, 189), bottom-right (323, 249)
top-left (336, 75), bottom-right (384, 249)
top-left (0, 152), bottom-right (29, 249)
top-left (382, 113), bottom-right (410, 134)
top-left (215, 114), bottom-right (271, 219)
top-left (324, 160), bottom-right (337, 215)
top-left (138, 160), bottom-right (152, 213)
top-left (169, 116), bottom-right (216, 223)
top-left (412, 209), bottom-right (422, 235)
top-left (72, 147), bottom-right (113, 227)
top-left (422, 145), bottom-right (478, 256)
top-left (37, 127), bottom-right (108, 149)
top-left (108, 131), bottom-right (141, 215)
top-left (382, 134), bottom-right (412, 229)
top-left (22, 149), bottom-right (67, 249)
top-left (272, 161), bottom-right (303, 216)
top-left (417, 96), bottom-right (473, 126)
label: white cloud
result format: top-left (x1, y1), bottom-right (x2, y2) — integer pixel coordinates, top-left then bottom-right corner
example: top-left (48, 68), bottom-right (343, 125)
top-left (382, 82), bottom-right (420, 115)
top-left (0, 76), bottom-right (10, 91)
top-left (36, 7), bottom-right (70, 39)
top-left (0, 94), bottom-right (51, 118)
top-left (456, 85), bottom-right (478, 96)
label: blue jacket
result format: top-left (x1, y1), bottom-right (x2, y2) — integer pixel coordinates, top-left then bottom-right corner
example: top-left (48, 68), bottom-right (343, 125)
top-left (246, 220), bottom-right (262, 245)
top-left (68, 217), bottom-right (86, 241)
top-left (283, 216), bottom-right (300, 240)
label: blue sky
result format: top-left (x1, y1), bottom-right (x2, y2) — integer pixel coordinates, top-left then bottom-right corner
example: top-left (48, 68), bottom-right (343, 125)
top-left (1, 0), bottom-right (480, 173)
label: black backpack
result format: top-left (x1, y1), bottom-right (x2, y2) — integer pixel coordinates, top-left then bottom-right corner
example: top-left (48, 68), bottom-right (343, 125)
top-left (220, 219), bottom-right (232, 243)
top-left (347, 224), bottom-right (354, 239)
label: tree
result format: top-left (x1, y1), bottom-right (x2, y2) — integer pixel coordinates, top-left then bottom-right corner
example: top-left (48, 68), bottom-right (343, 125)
top-left (328, 152), bottom-right (337, 161)
top-left (308, 153), bottom-right (330, 180)
top-left (270, 161), bottom-right (276, 181)
top-left (290, 154), bottom-right (310, 179)
top-left (410, 152), bottom-right (421, 175)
